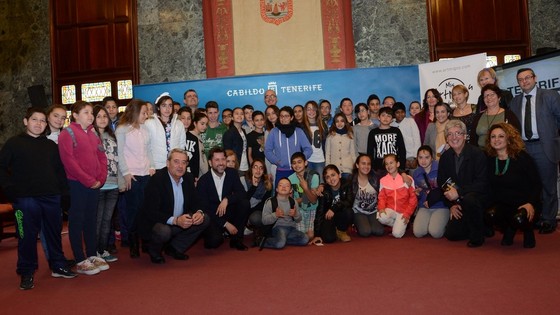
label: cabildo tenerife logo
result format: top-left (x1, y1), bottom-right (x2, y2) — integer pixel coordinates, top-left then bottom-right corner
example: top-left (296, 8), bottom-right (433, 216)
top-left (226, 81), bottom-right (324, 97)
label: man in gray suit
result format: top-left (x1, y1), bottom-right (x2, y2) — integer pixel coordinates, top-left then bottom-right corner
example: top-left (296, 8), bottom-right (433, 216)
top-left (510, 68), bottom-right (560, 234)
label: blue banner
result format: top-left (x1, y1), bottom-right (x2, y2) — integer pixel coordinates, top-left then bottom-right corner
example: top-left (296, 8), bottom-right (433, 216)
top-left (133, 66), bottom-right (420, 114)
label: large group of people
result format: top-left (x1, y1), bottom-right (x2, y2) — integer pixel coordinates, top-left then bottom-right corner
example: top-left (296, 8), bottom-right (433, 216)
top-left (1, 67), bottom-right (559, 291)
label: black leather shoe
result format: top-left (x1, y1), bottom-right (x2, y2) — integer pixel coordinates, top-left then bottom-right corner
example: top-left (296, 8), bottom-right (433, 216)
top-left (164, 246), bottom-right (189, 260)
top-left (501, 227), bottom-right (515, 246)
top-left (467, 240), bottom-right (483, 248)
top-left (230, 239), bottom-right (249, 251)
top-left (150, 254), bottom-right (166, 264)
top-left (539, 222), bottom-right (556, 234)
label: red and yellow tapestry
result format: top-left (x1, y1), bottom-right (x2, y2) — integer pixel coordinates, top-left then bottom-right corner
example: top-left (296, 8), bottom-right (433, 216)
top-left (203, 0), bottom-right (355, 77)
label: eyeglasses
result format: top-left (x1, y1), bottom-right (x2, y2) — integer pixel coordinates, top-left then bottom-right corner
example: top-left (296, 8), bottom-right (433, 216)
top-left (483, 93), bottom-right (497, 99)
top-left (446, 131), bottom-right (464, 138)
top-left (517, 75), bottom-right (534, 83)
top-left (265, 95), bottom-right (277, 99)
top-left (252, 165), bottom-right (264, 170)
top-left (279, 114), bottom-right (291, 119)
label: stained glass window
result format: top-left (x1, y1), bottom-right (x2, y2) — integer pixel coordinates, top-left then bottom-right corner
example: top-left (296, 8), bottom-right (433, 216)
top-left (117, 80), bottom-right (133, 100)
top-left (81, 82), bottom-right (112, 102)
top-left (61, 85), bottom-right (76, 105)
top-left (504, 54), bottom-right (521, 64)
top-left (486, 56), bottom-right (498, 68)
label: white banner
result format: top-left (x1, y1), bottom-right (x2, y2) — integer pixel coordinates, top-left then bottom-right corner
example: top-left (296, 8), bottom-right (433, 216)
top-left (418, 53), bottom-right (487, 105)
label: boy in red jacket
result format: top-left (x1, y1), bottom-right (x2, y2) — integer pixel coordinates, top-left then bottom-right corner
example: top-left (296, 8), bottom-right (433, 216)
top-left (377, 154), bottom-right (418, 238)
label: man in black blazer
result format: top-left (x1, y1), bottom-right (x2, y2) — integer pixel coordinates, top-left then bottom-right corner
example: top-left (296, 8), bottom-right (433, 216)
top-left (140, 149), bottom-right (209, 264)
top-left (438, 120), bottom-right (490, 247)
top-left (197, 147), bottom-right (250, 250)
top-left (510, 68), bottom-right (560, 234)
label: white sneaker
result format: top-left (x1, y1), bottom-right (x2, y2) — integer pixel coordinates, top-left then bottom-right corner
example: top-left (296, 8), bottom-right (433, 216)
top-left (76, 259), bottom-right (100, 275)
top-left (244, 227), bottom-right (253, 236)
top-left (89, 256), bottom-right (110, 271)
top-left (98, 250), bottom-right (118, 263)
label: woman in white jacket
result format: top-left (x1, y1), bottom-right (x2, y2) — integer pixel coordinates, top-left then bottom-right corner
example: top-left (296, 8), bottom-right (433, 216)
top-left (144, 92), bottom-right (186, 170)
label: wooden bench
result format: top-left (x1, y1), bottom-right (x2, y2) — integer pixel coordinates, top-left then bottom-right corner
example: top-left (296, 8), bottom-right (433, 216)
top-left (0, 203), bottom-right (16, 241)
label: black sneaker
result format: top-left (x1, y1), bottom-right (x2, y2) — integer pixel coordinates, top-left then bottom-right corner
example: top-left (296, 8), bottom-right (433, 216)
top-left (20, 275), bottom-right (34, 290)
top-left (51, 266), bottom-right (78, 279)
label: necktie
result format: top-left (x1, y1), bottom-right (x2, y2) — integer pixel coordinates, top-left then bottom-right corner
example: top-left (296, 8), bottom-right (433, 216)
top-left (524, 95), bottom-right (532, 140)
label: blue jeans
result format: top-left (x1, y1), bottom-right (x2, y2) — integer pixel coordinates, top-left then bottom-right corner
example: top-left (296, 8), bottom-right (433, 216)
top-left (97, 188), bottom-right (119, 253)
top-left (68, 180), bottom-right (100, 262)
top-left (124, 175), bottom-right (149, 235)
top-left (14, 195), bottom-right (66, 275)
top-left (308, 162), bottom-right (325, 182)
top-left (263, 225), bottom-right (309, 249)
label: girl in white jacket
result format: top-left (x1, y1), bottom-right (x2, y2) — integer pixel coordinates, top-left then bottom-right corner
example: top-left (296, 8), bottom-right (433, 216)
top-left (144, 92), bottom-right (186, 170)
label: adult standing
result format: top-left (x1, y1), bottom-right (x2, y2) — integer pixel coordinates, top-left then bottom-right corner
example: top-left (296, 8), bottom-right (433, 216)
top-left (183, 89), bottom-right (199, 112)
top-left (470, 84), bottom-right (520, 148)
top-left (476, 68), bottom-right (513, 113)
top-left (264, 89), bottom-right (278, 107)
top-left (510, 68), bottom-right (560, 234)
top-left (415, 88), bottom-right (443, 143)
top-left (437, 120), bottom-right (490, 247)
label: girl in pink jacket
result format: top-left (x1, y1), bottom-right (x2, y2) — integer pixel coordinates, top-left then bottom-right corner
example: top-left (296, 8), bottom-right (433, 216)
top-left (377, 154), bottom-right (418, 238)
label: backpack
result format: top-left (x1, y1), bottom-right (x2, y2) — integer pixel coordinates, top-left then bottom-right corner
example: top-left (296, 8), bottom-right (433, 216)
top-left (64, 126), bottom-right (104, 152)
top-left (268, 195), bottom-right (296, 216)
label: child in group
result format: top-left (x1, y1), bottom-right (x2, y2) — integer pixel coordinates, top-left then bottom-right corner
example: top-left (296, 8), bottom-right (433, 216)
top-left (103, 96), bottom-right (120, 130)
top-left (185, 111), bottom-right (209, 180)
top-left (45, 104), bottom-right (68, 143)
top-left (201, 101), bottom-right (228, 158)
top-left (242, 104), bottom-right (255, 133)
top-left (58, 101), bottom-right (109, 275)
top-left (412, 145), bottom-right (449, 238)
top-left (377, 154), bottom-right (418, 238)
top-left (352, 102), bottom-right (375, 155)
top-left (309, 165), bottom-right (353, 245)
top-left (116, 99), bottom-right (154, 258)
top-left (0, 107), bottom-right (76, 290)
top-left (261, 177), bottom-right (309, 249)
top-left (177, 107), bottom-right (192, 132)
top-left (225, 149), bottom-right (240, 170)
top-left (367, 107), bottom-right (407, 176)
top-left (325, 113), bottom-right (358, 179)
top-left (288, 152), bottom-right (320, 239)
top-left (243, 159), bottom-right (273, 242)
top-left (351, 154), bottom-right (384, 237)
top-left (304, 100), bottom-right (327, 180)
top-left (93, 105), bottom-right (119, 262)
top-left (247, 110), bottom-right (266, 164)
top-left (390, 102), bottom-right (421, 170)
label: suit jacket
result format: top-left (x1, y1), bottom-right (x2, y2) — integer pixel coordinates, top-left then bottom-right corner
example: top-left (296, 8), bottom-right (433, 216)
top-left (196, 167), bottom-right (247, 227)
top-left (139, 167), bottom-right (200, 239)
top-left (437, 144), bottom-right (490, 208)
top-left (510, 88), bottom-right (560, 163)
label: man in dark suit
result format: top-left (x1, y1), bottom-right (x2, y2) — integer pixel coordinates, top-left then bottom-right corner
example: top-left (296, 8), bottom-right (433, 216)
top-left (438, 120), bottom-right (490, 247)
top-left (197, 147), bottom-right (250, 250)
top-left (140, 149), bottom-right (209, 264)
top-left (510, 68), bottom-right (560, 234)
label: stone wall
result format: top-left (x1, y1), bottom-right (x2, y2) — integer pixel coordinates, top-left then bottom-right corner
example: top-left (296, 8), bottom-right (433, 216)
top-left (1, 0), bottom-right (559, 144)
top-left (0, 0), bottom-right (51, 144)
